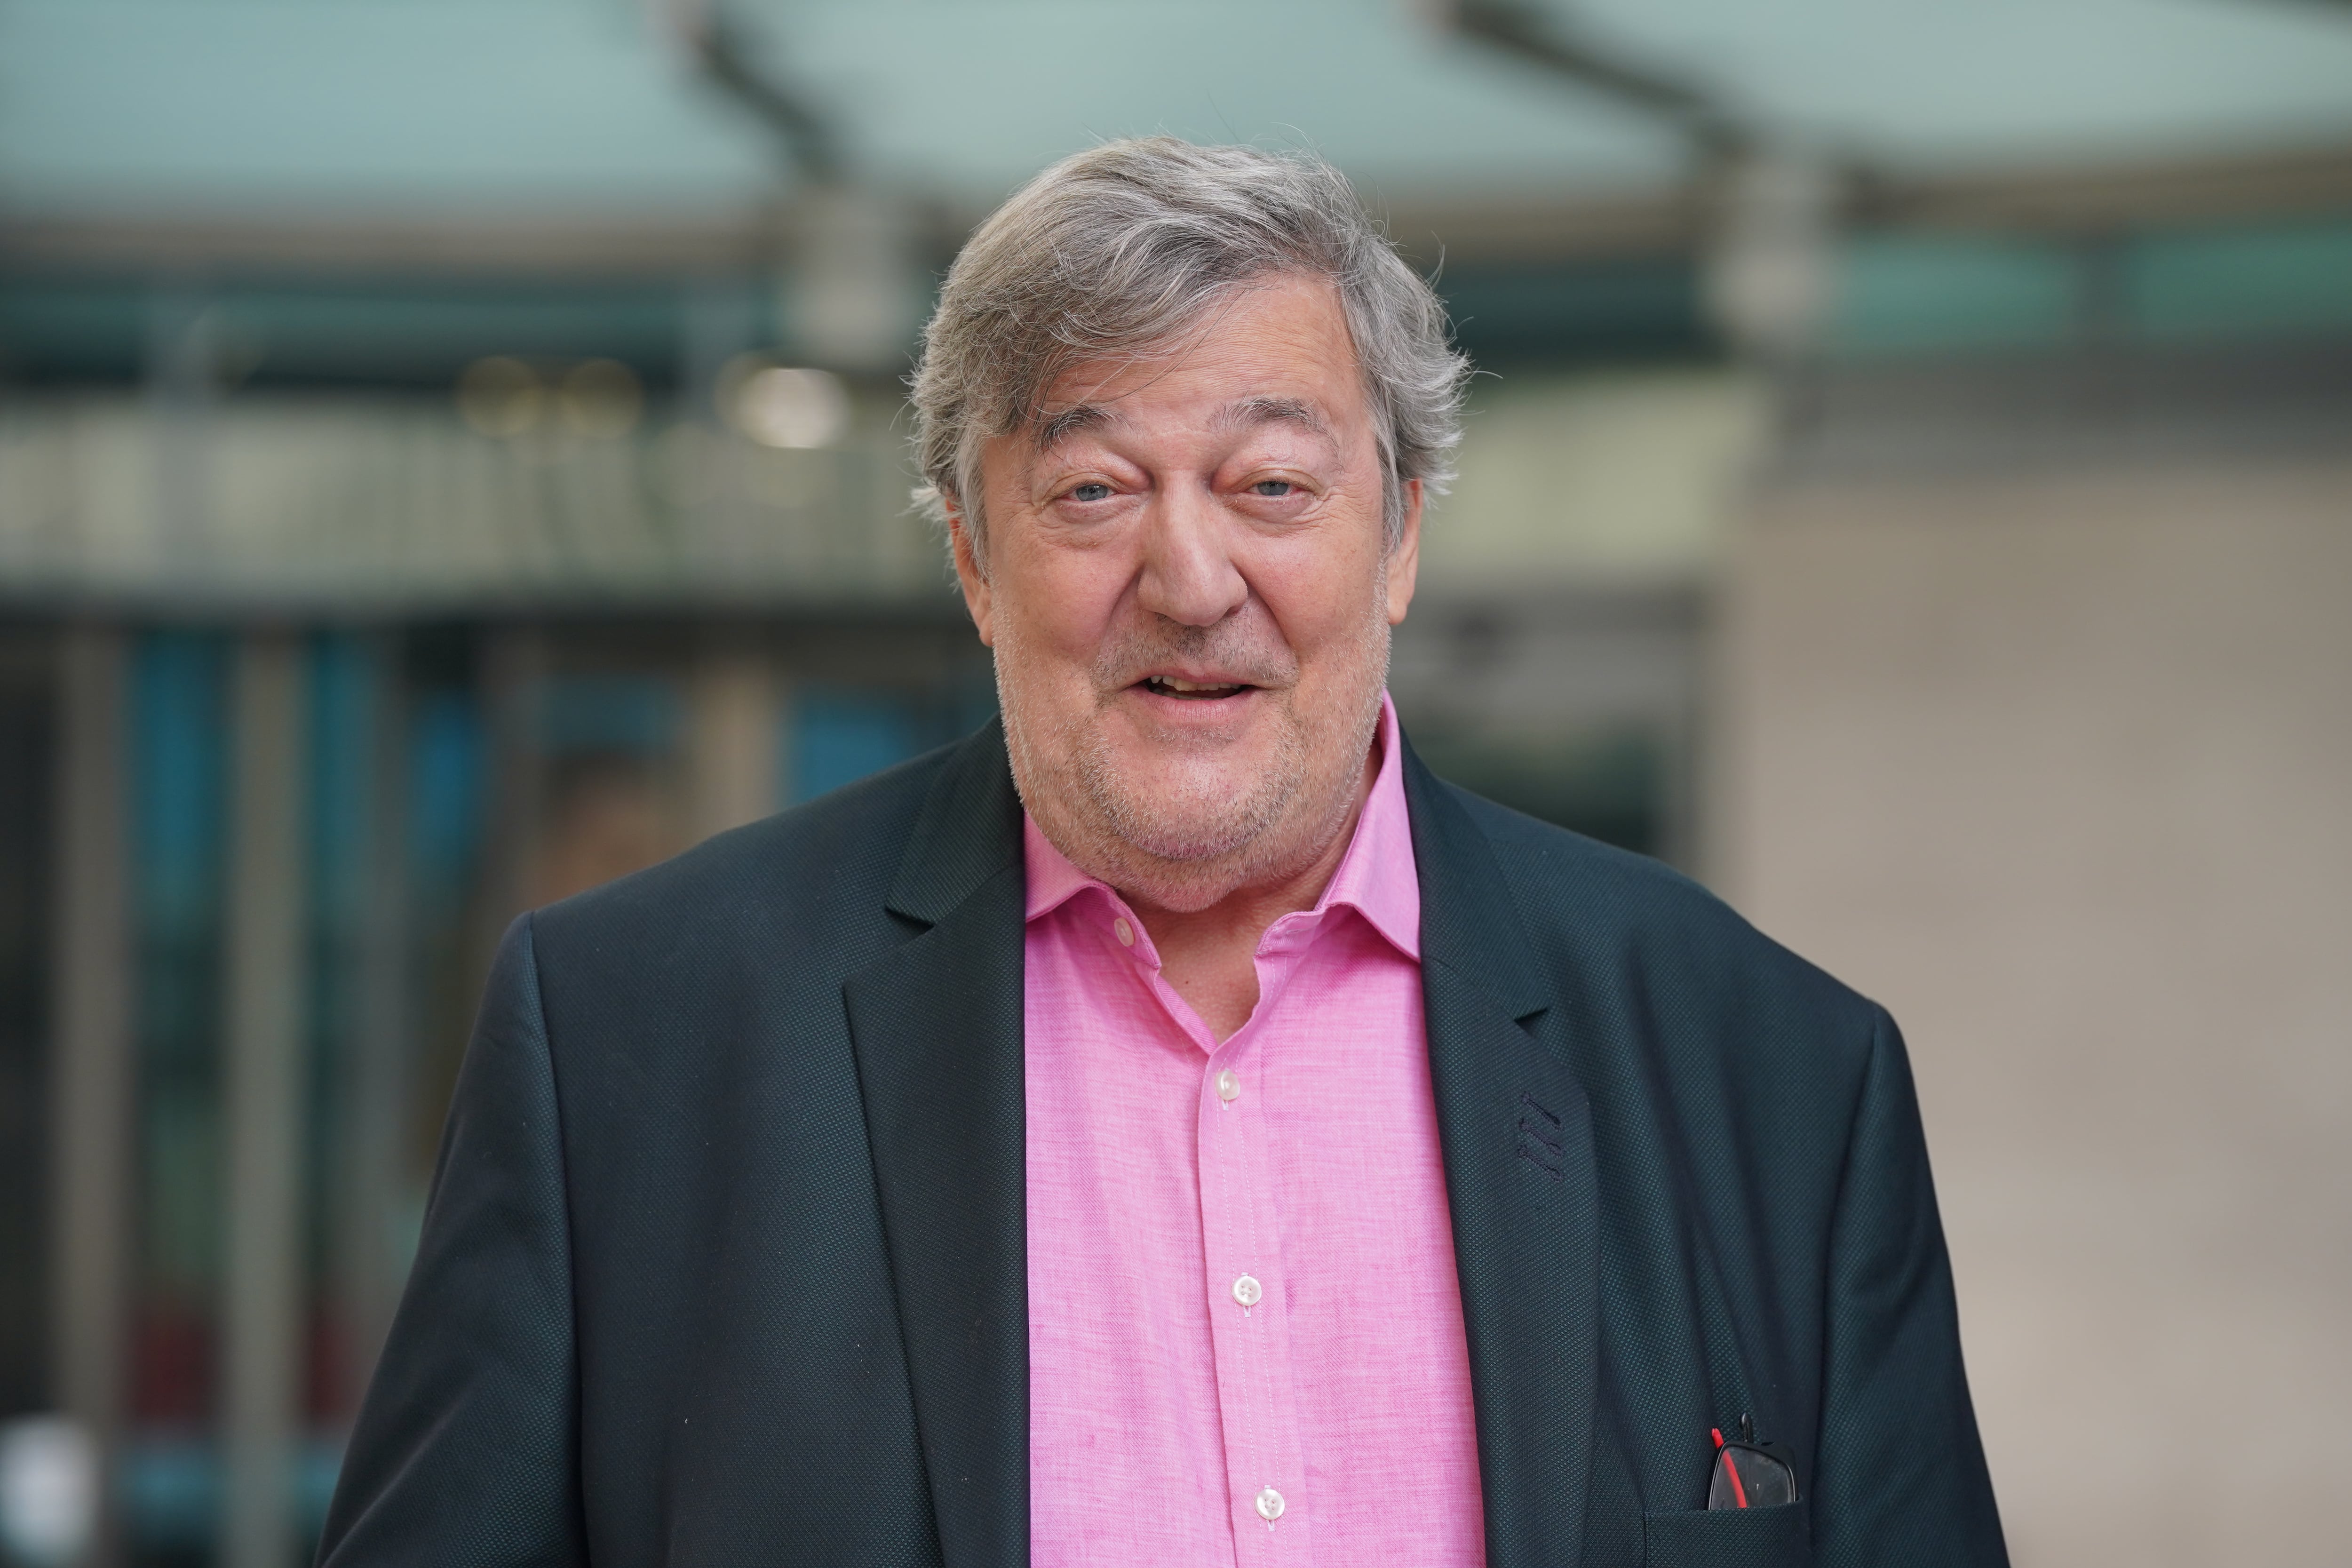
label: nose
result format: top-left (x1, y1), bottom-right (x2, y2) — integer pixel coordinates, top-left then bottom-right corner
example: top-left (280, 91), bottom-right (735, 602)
top-left (1134, 484), bottom-right (1248, 628)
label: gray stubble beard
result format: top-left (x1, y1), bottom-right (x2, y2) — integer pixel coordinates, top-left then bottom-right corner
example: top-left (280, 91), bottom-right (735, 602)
top-left (996, 596), bottom-right (1391, 915)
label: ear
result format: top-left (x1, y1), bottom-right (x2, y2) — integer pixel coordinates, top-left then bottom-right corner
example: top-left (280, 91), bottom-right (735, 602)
top-left (1384, 478), bottom-right (1422, 626)
top-left (945, 498), bottom-right (995, 647)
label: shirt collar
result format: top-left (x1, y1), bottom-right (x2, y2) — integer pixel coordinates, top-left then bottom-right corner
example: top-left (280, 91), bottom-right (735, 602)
top-left (1319, 692), bottom-right (1420, 959)
top-left (1022, 692), bottom-right (1420, 962)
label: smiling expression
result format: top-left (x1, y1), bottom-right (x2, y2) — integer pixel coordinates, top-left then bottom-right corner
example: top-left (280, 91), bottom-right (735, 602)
top-left (948, 272), bottom-right (1421, 913)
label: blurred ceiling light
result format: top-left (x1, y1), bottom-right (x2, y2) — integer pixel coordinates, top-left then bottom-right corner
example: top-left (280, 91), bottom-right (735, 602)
top-left (456, 356), bottom-right (543, 438)
top-left (0, 1418), bottom-right (95, 1568)
top-left (722, 358), bottom-right (849, 449)
top-left (559, 358), bottom-right (645, 439)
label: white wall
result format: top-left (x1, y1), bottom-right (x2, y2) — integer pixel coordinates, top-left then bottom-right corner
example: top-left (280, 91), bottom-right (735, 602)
top-left (1712, 460), bottom-right (2352, 1566)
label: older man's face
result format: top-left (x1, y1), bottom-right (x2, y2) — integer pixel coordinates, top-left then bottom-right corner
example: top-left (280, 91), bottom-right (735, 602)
top-left (951, 272), bottom-right (1421, 912)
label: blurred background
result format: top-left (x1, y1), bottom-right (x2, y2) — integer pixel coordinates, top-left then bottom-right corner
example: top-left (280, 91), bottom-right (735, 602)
top-left (0, 1), bottom-right (2346, 1564)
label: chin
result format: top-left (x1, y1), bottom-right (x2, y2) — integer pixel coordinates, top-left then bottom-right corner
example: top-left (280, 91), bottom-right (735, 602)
top-left (1094, 755), bottom-right (1283, 863)
top-left (1109, 801), bottom-right (1263, 867)
top-left (1077, 740), bottom-right (1363, 913)
top-left (1117, 745), bottom-right (1272, 829)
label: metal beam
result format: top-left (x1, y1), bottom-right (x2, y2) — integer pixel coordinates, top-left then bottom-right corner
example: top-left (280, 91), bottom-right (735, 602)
top-left (334, 636), bottom-right (411, 1409)
top-left (220, 632), bottom-right (309, 1568)
top-left (675, 4), bottom-right (840, 185)
top-left (49, 626), bottom-right (133, 1568)
top-left (1438, 0), bottom-right (1748, 159)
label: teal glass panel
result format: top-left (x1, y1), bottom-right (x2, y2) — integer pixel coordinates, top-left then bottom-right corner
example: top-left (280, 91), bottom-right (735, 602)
top-left (1829, 235), bottom-right (2081, 357)
top-left (134, 634), bottom-right (228, 944)
top-left (540, 676), bottom-right (678, 756)
top-left (1440, 257), bottom-right (1708, 366)
top-left (2127, 218), bottom-right (2352, 342)
top-left (307, 636), bottom-right (374, 937)
top-left (409, 689), bottom-right (482, 889)
top-left (129, 632), bottom-right (230, 1417)
top-left (788, 687), bottom-right (921, 804)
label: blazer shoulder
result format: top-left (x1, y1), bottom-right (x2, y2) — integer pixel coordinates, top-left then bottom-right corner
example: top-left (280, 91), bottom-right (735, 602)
top-left (527, 736), bottom-right (961, 963)
top-left (1445, 781), bottom-right (1883, 1044)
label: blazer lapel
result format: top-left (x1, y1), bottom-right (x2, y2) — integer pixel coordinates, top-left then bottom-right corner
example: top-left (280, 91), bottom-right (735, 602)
top-left (843, 722), bottom-right (1029, 1568)
top-left (841, 723), bottom-right (1600, 1568)
top-left (1406, 741), bottom-right (1600, 1568)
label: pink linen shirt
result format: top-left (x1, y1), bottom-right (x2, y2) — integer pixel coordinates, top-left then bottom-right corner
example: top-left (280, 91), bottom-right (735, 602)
top-left (1023, 693), bottom-right (1487, 1568)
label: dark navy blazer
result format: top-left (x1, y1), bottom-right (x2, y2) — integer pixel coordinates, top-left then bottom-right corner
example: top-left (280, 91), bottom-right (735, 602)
top-left (319, 720), bottom-right (2006, 1568)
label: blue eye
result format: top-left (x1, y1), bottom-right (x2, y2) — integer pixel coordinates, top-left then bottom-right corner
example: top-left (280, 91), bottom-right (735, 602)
top-left (1068, 482), bottom-right (1113, 503)
top-left (1251, 479), bottom-right (1294, 497)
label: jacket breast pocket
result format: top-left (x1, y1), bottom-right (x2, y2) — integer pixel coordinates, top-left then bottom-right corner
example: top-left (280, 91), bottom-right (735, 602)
top-left (1643, 1503), bottom-right (1810, 1568)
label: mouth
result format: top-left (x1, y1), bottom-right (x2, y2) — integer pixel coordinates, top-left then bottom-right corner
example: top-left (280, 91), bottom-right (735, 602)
top-left (1136, 674), bottom-right (1255, 701)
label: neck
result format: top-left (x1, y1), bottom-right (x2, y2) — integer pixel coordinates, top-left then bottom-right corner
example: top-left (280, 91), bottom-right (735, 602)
top-left (1125, 736), bottom-right (1381, 1043)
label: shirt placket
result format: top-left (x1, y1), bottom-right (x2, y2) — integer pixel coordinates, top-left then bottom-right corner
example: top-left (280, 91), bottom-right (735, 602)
top-left (1194, 973), bottom-right (1313, 1565)
top-left (1106, 895), bottom-right (1318, 1568)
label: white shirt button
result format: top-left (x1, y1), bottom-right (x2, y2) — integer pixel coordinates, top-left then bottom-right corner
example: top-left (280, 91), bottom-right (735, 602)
top-left (1113, 917), bottom-right (1135, 947)
top-left (1232, 1274), bottom-right (1263, 1307)
top-left (1255, 1486), bottom-right (1286, 1522)
top-left (1216, 1068), bottom-right (1241, 1102)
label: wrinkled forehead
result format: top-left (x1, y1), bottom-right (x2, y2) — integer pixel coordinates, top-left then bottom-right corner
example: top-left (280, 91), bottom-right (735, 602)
top-left (1030, 394), bottom-right (1337, 456)
top-left (1010, 275), bottom-right (1372, 454)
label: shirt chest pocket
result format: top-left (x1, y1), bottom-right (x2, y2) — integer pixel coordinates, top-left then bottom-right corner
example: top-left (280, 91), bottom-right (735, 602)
top-left (1642, 1502), bottom-right (1811, 1568)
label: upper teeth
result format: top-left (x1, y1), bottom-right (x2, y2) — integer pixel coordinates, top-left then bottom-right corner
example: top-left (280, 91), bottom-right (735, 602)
top-left (1156, 677), bottom-right (1238, 692)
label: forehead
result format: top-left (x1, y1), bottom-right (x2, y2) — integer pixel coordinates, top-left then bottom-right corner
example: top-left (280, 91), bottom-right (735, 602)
top-left (1027, 273), bottom-right (1369, 446)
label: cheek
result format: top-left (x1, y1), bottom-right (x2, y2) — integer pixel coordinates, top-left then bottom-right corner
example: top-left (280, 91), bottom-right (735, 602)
top-left (993, 531), bottom-right (1128, 664)
top-left (1249, 533), bottom-right (1389, 655)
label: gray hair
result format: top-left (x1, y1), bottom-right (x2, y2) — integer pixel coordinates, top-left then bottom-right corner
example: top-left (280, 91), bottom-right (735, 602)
top-left (909, 136), bottom-right (1470, 561)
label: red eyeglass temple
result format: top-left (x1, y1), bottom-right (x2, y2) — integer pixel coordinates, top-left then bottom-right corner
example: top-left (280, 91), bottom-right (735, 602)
top-left (1710, 1427), bottom-right (1751, 1509)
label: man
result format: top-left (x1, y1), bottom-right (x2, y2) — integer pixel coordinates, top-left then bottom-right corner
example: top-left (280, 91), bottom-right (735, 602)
top-left (321, 139), bottom-right (2005, 1567)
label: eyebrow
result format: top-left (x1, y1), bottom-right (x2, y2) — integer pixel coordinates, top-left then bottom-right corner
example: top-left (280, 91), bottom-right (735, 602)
top-left (1032, 394), bottom-right (1334, 453)
top-left (1215, 396), bottom-right (1332, 440)
top-left (1033, 404), bottom-right (1115, 450)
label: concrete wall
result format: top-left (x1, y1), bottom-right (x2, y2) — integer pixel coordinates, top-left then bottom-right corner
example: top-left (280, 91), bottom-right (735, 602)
top-left (1424, 368), bottom-right (1766, 594)
top-left (1712, 460), bottom-right (2352, 1565)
